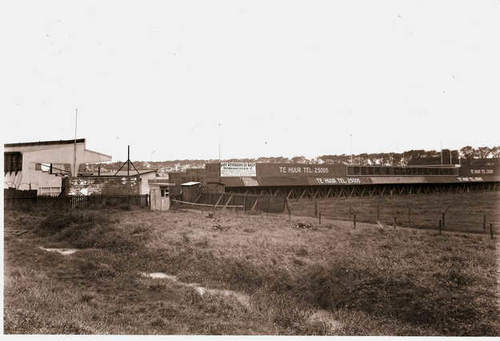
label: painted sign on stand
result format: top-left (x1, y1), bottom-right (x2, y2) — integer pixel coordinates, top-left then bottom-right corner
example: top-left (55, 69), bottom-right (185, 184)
top-left (315, 177), bottom-right (362, 185)
top-left (220, 162), bottom-right (257, 177)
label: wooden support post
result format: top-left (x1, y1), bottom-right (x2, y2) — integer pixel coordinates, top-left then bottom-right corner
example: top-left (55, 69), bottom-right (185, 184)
top-left (314, 200), bottom-right (318, 217)
top-left (441, 212), bottom-right (446, 228)
top-left (223, 194), bottom-right (233, 209)
top-left (214, 193), bottom-right (224, 208)
top-left (251, 198), bottom-right (259, 212)
top-left (319, 212), bottom-right (322, 225)
top-left (483, 214), bottom-right (487, 231)
top-left (438, 219), bottom-right (442, 235)
top-left (353, 214), bottom-right (356, 229)
top-left (376, 203), bottom-right (380, 221)
top-left (490, 223), bottom-right (494, 239)
top-left (285, 198), bottom-right (291, 222)
top-left (408, 207), bottom-right (411, 228)
top-left (393, 216), bottom-right (396, 230)
top-left (339, 187), bottom-right (345, 198)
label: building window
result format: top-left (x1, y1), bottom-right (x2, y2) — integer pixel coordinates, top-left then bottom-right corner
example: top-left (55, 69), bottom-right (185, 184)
top-left (4, 152), bottom-right (22, 173)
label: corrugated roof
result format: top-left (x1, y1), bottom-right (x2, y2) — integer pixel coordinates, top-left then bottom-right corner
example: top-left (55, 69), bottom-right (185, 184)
top-left (181, 181), bottom-right (201, 186)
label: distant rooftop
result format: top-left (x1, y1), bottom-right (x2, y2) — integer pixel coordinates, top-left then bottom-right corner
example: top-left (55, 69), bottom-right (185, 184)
top-left (99, 170), bottom-right (157, 176)
top-left (5, 138), bottom-right (86, 148)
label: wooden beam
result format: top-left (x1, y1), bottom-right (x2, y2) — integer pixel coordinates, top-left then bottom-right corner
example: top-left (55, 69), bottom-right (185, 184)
top-left (326, 187), bottom-right (332, 198)
top-left (338, 187), bottom-right (345, 198)
top-left (223, 194), bottom-right (233, 209)
top-left (251, 198), bottom-right (259, 211)
top-left (214, 193), bottom-right (224, 208)
top-left (349, 187), bottom-right (355, 197)
top-left (312, 188), bottom-right (319, 199)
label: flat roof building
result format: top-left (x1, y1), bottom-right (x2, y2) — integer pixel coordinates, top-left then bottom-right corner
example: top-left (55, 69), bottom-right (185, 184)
top-left (4, 138), bottom-right (111, 196)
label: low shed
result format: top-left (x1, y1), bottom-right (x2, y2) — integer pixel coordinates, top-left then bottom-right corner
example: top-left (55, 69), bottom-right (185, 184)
top-left (148, 179), bottom-right (175, 211)
top-left (181, 181), bottom-right (201, 202)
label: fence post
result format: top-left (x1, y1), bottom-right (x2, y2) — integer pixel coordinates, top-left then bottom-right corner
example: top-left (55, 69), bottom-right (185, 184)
top-left (353, 214), bottom-right (356, 229)
top-left (483, 214), bottom-right (486, 231)
top-left (285, 198), bottom-right (291, 222)
top-left (319, 212), bottom-right (322, 225)
top-left (441, 211), bottom-right (445, 228)
top-left (490, 223), bottom-right (494, 239)
top-left (408, 207), bottom-right (411, 228)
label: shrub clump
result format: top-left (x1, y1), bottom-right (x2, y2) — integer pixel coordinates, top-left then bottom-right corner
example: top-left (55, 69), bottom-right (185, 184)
top-left (288, 261), bottom-right (499, 336)
top-left (37, 211), bottom-right (143, 251)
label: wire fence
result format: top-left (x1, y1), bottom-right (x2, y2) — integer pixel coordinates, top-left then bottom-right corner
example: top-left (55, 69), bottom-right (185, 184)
top-left (287, 191), bottom-right (500, 236)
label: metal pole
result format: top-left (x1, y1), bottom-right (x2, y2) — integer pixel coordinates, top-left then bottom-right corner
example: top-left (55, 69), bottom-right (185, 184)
top-left (73, 108), bottom-right (78, 177)
top-left (218, 122), bottom-right (221, 161)
top-left (350, 133), bottom-right (353, 164)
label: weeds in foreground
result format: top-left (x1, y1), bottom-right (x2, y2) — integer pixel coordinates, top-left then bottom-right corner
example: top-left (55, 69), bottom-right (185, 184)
top-left (5, 207), bottom-right (499, 335)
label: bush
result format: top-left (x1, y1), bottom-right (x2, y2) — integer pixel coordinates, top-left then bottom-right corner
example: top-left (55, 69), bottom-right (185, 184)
top-left (37, 211), bottom-right (142, 252)
top-left (286, 261), bottom-right (499, 336)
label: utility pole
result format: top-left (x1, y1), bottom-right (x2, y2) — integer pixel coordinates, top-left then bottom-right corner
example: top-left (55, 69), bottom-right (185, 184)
top-left (218, 121), bottom-right (222, 161)
top-left (350, 133), bottom-right (353, 165)
top-left (73, 108), bottom-right (78, 177)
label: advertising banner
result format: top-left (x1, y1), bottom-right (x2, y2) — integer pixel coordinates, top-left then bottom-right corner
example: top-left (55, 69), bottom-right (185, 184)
top-left (220, 162), bottom-right (256, 177)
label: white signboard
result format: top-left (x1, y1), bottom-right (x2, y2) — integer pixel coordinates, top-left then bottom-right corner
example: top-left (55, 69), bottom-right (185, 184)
top-left (220, 162), bottom-right (256, 177)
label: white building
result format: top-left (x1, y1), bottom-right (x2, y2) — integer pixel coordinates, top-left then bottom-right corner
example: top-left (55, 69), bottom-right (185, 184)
top-left (4, 138), bottom-right (111, 196)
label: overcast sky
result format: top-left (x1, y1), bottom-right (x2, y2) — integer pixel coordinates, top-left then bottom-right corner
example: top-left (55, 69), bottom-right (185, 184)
top-left (1, 1), bottom-right (499, 161)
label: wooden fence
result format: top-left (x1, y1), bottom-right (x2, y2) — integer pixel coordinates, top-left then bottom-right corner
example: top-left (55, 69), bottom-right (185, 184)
top-left (176, 192), bottom-right (286, 213)
top-left (4, 191), bottom-right (149, 210)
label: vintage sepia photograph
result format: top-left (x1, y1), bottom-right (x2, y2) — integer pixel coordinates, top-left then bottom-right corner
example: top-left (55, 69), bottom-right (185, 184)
top-left (1, 0), bottom-right (499, 338)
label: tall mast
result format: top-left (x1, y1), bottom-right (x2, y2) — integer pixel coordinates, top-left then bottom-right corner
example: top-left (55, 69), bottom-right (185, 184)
top-left (73, 108), bottom-right (78, 176)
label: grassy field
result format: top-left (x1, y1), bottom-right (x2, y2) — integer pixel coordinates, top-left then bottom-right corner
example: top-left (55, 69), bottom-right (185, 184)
top-left (3, 202), bottom-right (500, 335)
top-left (289, 191), bottom-right (500, 233)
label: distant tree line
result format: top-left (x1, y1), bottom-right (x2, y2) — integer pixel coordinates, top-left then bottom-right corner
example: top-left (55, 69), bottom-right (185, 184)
top-left (82, 145), bottom-right (499, 172)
